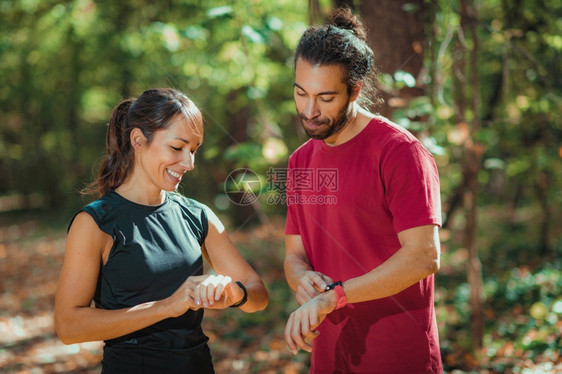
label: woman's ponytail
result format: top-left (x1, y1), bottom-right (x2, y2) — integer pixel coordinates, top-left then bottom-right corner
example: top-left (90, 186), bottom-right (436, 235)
top-left (106, 99), bottom-right (134, 158)
top-left (82, 98), bottom-right (135, 197)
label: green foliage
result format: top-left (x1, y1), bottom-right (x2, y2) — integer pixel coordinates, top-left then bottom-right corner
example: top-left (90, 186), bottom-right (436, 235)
top-left (0, 0), bottom-right (307, 212)
top-left (485, 265), bottom-right (561, 371)
top-left (1, 1), bottom-right (561, 371)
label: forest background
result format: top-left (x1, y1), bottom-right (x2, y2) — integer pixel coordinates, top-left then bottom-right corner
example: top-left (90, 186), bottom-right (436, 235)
top-left (0, 0), bottom-right (560, 373)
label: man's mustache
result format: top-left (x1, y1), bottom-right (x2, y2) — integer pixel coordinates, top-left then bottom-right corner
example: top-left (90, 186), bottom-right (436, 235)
top-left (298, 114), bottom-right (328, 126)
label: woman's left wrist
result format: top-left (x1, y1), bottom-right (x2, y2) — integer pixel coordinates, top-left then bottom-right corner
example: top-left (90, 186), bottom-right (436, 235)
top-left (230, 281), bottom-right (248, 308)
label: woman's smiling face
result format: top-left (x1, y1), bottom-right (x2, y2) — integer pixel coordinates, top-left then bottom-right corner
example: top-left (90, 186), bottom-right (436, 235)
top-left (136, 114), bottom-right (203, 192)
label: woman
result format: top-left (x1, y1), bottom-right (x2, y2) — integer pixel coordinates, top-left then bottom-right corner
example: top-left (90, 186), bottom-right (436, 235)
top-left (55, 88), bottom-right (269, 373)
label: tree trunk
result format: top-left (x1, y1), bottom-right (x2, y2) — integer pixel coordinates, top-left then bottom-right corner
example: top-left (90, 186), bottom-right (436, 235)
top-left (334, 0), bottom-right (355, 11)
top-left (115, 1), bottom-right (133, 98)
top-left (535, 172), bottom-right (551, 256)
top-left (462, 0), bottom-right (484, 351)
top-left (464, 144), bottom-right (484, 351)
top-left (222, 88), bottom-right (262, 228)
top-left (359, 0), bottom-right (425, 117)
top-left (309, 0), bottom-right (322, 25)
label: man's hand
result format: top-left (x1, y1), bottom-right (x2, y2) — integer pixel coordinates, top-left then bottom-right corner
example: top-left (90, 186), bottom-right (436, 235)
top-left (284, 235), bottom-right (331, 305)
top-left (284, 290), bottom-right (337, 355)
top-left (295, 271), bottom-right (333, 305)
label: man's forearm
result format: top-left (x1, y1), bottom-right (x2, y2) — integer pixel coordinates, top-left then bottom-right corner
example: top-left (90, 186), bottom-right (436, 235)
top-left (343, 241), bottom-right (439, 304)
top-left (283, 253), bottom-right (313, 292)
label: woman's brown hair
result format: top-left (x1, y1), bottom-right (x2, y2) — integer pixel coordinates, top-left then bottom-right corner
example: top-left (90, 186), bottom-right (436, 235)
top-left (83, 88), bottom-right (203, 197)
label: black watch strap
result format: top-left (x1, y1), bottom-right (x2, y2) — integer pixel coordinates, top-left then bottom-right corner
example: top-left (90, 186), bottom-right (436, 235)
top-left (325, 281), bottom-right (343, 291)
top-left (230, 281), bottom-right (248, 308)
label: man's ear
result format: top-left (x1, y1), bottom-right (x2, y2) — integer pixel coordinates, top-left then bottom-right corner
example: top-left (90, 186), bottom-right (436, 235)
top-left (350, 81), bottom-right (364, 102)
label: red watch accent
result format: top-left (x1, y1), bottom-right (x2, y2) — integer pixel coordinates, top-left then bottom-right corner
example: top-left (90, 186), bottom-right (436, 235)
top-left (325, 281), bottom-right (347, 310)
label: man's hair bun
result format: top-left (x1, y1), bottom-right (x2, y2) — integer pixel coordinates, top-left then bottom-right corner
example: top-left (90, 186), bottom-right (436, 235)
top-left (329, 7), bottom-right (367, 42)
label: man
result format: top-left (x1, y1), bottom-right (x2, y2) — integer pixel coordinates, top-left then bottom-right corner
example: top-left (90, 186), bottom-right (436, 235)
top-left (283, 7), bottom-right (443, 373)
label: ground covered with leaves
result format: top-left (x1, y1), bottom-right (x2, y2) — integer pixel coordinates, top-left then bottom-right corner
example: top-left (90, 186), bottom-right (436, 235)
top-left (0, 210), bottom-right (560, 373)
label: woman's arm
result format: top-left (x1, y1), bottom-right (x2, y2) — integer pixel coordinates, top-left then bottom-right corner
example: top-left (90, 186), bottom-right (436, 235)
top-left (54, 212), bottom-right (197, 344)
top-left (200, 208), bottom-right (269, 313)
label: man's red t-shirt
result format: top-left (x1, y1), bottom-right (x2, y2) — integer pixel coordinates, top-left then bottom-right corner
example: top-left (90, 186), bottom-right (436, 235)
top-left (285, 117), bottom-right (443, 373)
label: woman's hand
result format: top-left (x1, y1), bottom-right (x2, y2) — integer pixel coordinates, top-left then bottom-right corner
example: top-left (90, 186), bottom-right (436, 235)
top-left (192, 274), bottom-right (245, 309)
top-left (166, 274), bottom-right (244, 317)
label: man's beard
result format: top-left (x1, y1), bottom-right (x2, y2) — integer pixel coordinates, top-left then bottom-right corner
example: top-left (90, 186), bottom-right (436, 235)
top-left (298, 100), bottom-right (351, 140)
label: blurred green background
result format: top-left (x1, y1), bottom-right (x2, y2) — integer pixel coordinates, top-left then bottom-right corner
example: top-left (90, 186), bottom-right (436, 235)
top-left (0, 0), bottom-right (560, 373)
